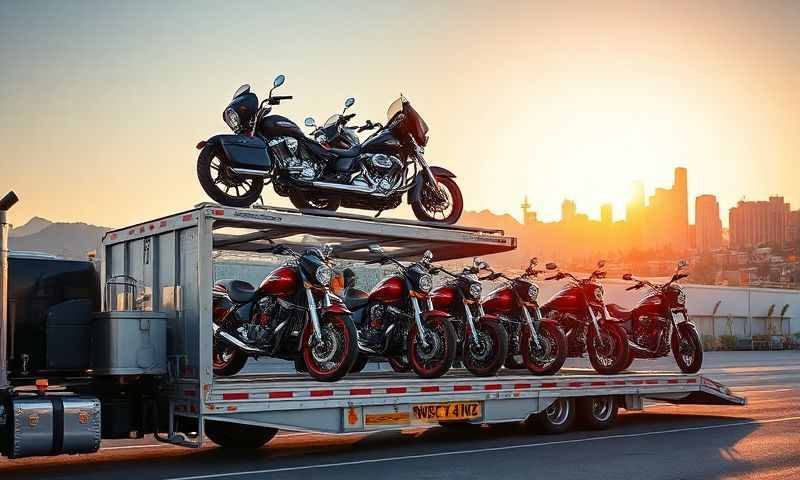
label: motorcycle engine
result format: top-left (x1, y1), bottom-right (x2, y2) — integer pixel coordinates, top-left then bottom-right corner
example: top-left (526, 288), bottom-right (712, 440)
top-left (268, 137), bottom-right (321, 181)
top-left (242, 296), bottom-right (278, 347)
top-left (634, 316), bottom-right (666, 351)
top-left (352, 154), bottom-right (402, 192)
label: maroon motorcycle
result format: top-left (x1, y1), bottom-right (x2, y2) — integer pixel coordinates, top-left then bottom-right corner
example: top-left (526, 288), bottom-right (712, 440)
top-left (481, 258), bottom-right (568, 375)
top-left (212, 245), bottom-right (358, 381)
top-left (609, 260), bottom-right (703, 373)
top-left (540, 261), bottom-right (630, 374)
top-left (429, 259), bottom-right (509, 376)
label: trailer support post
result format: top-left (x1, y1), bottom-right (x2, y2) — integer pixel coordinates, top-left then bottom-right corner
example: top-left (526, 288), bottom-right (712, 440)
top-left (0, 191), bottom-right (20, 392)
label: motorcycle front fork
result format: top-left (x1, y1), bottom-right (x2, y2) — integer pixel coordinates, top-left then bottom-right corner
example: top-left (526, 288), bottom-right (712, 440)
top-left (411, 297), bottom-right (430, 348)
top-left (460, 303), bottom-right (481, 346)
top-left (304, 287), bottom-right (327, 343)
top-left (522, 306), bottom-right (543, 349)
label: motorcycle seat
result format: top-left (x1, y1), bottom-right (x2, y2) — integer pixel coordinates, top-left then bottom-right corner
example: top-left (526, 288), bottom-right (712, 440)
top-left (301, 138), bottom-right (337, 161)
top-left (215, 279), bottom-right (256, 304)
top-left (328, 144), bottom-right (361, 158)
top-left (606, 303), bottom-right (633, 321)
top-left (343, 288), bottom-right (369, 311)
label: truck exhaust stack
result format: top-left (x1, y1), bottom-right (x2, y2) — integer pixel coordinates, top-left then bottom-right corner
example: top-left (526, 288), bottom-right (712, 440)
top-left (0, 191), bottom-right (18, 392)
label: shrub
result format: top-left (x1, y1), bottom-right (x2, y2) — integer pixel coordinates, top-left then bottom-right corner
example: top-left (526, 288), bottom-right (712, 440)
top-left (719, 335), bottom-right (738, 351)
top-left (702, 334), bottom-right (720, 351)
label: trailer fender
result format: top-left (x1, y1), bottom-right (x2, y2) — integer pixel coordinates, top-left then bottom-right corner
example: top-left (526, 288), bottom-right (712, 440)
top-left (407, 166), bottom-right (457, 204)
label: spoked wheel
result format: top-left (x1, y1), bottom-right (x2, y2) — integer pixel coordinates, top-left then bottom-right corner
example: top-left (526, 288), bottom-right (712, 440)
top-left (212, 339), bottom-right (248, 377)
top-left (463, 319), bottom-right (508, 377)
top-left (672, 323), bottom-right (703, 373)
top-left (387, 354), bottom-right (411, 373)
top-left (521, 321), bottom-right (567, 375)
top-left (586, 323), bottom-right (630, 374)
top-left (411, 175), bottom-right (463, 224)
top-left (197, 145), bottom-right (264, 207)
top-left (527, 397), bottom-right (576, 434)
top-left (288, 190), bottom-right (341, 211)
top-left (301, 315), bottom-right (358, 382)
top-left (408, 316), bottom-right (457, 378)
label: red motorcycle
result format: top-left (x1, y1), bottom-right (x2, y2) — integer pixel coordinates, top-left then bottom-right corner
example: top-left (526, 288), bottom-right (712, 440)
top-left (212, 245), bottom-right (358, 381)
top-left (341, 246), bottom-right (457, 378)
top-left (429, 259), bottom-right (509, 376)
top-left (481, 258), bottom-right (568, 375)
top-left (540, 261), bottom-right (630, 374)
top-left (609, 260), bottom-right (703, 373)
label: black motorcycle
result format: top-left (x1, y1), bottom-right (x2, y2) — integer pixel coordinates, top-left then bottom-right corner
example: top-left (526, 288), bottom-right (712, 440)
top-left (196, 75), bottom-right (463, 223)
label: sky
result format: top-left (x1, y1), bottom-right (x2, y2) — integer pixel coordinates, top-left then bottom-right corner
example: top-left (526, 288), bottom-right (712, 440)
top-left (1, 0), bottom-right (798, 229)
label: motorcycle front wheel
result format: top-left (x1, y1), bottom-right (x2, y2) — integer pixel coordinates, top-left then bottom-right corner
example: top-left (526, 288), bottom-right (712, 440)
top-left (463, 319), bottom-right (509, 377)
top-left (197, 144), bottom-right (264, 207)
top-left (521, 321), bottom-right (567, 375)
top-left (671, 323), bottom-right (703, 373)
top-left (300, 314), bottom-right (358, 382)
top-left (408, 316), bottom-right (457, 378)
top-left (586, 322), bottom-right (630, 374)
top-left (411, 176), bottom-right (463, 224)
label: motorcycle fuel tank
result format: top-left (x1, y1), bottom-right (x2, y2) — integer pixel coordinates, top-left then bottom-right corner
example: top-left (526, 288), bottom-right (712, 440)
top-left (361, 129), bottom-right (403, 155)
top-left (482, 286), bottom-right (514, 313)
top-left (368, 275), bottom-right (405, 303)
top-left (634, 293), bottom-right (664, 315)
top-left (541, 286), bottom-right (584, 313)
top-left (430, 286), bottom-right (457, 310)
top-left (257, 266), bottom-right (298, 297)
top-left (259, 115), bottom-right (305, 140)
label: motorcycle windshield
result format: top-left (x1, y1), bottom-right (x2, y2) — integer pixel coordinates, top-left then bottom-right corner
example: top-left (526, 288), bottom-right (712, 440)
top-left (323, 114), bottom-right (340, 128)
top-left (387, 96), bottom-right (404, 120)
top-left (387, 95), bottom-right (429, 146)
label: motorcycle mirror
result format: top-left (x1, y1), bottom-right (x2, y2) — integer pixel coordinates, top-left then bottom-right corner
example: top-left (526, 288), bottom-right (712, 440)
top-left (423, 250), bottom-right (434, 262)
top-left (273, 74), bottom-right (285, 88)
top-left (304, 117), bottom-right (316, 128)
top-left (677, 259), bottom-right (689, 271)
top-left (322, 243), bottom-right (334, 257)
top-left (622, 273), bottom-right (633, 281)
top-left (233, 84), bottom-right (250, 99)
top-left (597, 259), bottom-right (606, 269)
top-left (529, 257), bottom-right (539, 266)
top-left (545, 262), bottom-right (558, 271)
top-left (368, 244), bottom-right (384, 255)
top-left (344, 97), bottom-right (355, 108)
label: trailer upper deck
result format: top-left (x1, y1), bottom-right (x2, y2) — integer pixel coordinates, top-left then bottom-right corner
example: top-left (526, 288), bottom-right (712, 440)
top-left (103, 203), bottom-right (516, 261)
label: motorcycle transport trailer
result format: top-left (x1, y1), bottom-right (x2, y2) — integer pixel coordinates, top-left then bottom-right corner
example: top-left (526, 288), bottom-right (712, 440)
top-left (1, 202), bottom-right (744, 457)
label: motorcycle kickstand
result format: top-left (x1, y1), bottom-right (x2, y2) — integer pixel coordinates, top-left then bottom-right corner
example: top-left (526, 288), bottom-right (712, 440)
top-left (374, 209), bottom-right (384, 218)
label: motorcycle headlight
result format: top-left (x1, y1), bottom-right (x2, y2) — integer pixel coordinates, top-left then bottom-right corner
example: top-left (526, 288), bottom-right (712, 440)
top-left (674, 286), bottom-right (686, 305)
top-left (594, 285), bottom-right (604, 302)
top-left (528, 284), bottom-right (539, 301)
top-left (417, 274), bottom-right (433, 293)
top-left (315, 265), bottom-right (332, 286)
top-left (468, 282), bottom-right (482, 299)
top-left (224, 107), bottom-right (241, 132)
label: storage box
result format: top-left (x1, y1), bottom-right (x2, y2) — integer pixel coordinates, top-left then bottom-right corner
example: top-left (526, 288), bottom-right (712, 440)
top-left (90, 311), bottom-right (168, 375)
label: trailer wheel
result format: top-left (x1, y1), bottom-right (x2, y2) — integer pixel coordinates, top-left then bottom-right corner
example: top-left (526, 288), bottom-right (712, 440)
top-left (205, 421), bottom-right (277, 449)
top-left (528, 397), bottom-right (575, 434)
top-left (577, 396), bottom-right (618, 430)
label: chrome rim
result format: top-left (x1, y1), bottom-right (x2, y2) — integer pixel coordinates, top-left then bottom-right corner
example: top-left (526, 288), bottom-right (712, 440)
top-left (545, 399), bottom-right (570, 425)
top-left (593, 330), bottom-right (618, 367)
top-left (417, 328), bottom-right (443, 362)
top-left (680, 338), bottom-right (696, 365)
top-left (421, 180), bottom-right (454, 221)
top-left (210, 155), bottom-right (257, 198)
top-left (530, 329), bottom-right (555, 366)
top-left (312, 324), bottom-right (342, 365)
top-left (591, 396), bottom-right (614, 422)
top-left (469, 330), bottom-right (494, 362)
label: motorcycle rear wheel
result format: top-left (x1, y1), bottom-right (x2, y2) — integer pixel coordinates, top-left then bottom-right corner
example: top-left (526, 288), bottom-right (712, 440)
top-left (197, 145), bottom-right (264, 207)
top-left (212, 340), bottom-right (248, 377)
top-left (411, 176), bottom-right (463, 224)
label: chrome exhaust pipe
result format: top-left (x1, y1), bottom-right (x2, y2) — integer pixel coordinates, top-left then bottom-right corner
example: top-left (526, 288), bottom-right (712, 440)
top-left (311, 180), bottom-right (387, 196)
top-left (1, 191), bottom-right (19, 391)
top-left (230, 167), bottom-right (270, 177)
top-left (212, 323), bottom-right (264, 354)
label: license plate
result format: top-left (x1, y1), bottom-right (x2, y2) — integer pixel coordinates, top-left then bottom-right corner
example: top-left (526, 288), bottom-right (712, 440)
top-left (412, 402), bottom-right (482, 422)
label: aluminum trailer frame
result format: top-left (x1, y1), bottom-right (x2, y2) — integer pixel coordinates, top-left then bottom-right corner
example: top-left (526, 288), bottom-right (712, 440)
top-left (100, 204), bottom-right (742, 447)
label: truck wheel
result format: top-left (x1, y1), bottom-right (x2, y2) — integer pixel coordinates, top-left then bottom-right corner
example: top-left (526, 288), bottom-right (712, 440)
top-left (205, 421), bottom-right (277, 449)
top-left (528, 397), bottom-right (575, 434)
top-left (577, 396), bottom-right (618, 430)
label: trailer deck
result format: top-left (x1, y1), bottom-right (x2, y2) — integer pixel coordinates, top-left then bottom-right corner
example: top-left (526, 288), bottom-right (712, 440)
top-left (98, 204), bottom-right (744, 449)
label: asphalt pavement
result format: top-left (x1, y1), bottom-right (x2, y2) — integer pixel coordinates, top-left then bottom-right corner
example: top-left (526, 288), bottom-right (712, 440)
top-left (2, 350), bottom-right (799, 480)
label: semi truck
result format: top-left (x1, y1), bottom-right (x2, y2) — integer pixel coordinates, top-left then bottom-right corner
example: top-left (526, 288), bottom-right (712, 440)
top-left (0, 197), bottom-right (744, 459)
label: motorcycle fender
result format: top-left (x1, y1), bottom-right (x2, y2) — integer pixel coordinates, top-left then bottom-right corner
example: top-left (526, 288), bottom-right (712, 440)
top-left (320, 303), bottom-right (351, 316)
top-left (202, 134), bottom-right (273, 172)
top-left (407, 166), bottom-right (457, 204)
top-left (422, 309), bottom-right (451, 320)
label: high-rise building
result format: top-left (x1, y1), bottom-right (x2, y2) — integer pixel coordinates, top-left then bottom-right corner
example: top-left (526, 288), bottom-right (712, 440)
top-left (729, 196), bottom-right (791, 248)
top-left (695, 194), bottom-right (722, 252)
top-left (521, 195), bottom-right (538, 225)
top-left (600, 203), bottom-right (612, 224)
top-left (561, 199), bottom-right (577, 221)
top-left (642, 167), bottom-right (690, 250)
top-left (790, 210), bottom-right (800, 243)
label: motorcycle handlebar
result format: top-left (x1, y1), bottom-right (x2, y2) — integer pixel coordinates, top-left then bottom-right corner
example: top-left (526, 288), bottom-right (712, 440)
top-left (544, 275), bottom-right (559, 281)
top-left (625, 285), bottom-right (638, 291)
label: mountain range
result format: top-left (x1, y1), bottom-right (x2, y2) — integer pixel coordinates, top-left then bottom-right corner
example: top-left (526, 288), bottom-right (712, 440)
top-left (8, 217), bottom-right (110, 260)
